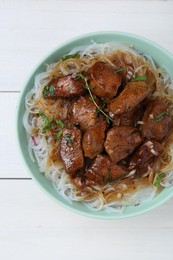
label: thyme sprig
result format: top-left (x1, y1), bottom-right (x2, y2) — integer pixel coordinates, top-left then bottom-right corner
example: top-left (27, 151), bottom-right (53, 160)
top-left (76, 72), bottom-right (113, 123)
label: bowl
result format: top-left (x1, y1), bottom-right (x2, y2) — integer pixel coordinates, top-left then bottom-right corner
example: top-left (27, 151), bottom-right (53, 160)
top-left (17, 31), bottom-right (173, 219)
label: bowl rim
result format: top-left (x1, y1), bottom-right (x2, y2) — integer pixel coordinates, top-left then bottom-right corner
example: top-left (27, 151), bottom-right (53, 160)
top-left (16, 31), bottom-right (173, 219)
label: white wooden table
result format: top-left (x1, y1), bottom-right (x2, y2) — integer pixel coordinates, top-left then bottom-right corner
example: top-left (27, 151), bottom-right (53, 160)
top-left (1, 0), bottom-right (173, 259)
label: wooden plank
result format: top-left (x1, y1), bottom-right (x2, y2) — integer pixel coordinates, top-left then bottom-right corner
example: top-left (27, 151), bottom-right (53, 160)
top-left (0, 1), bottom-right (173, 91)
top-left (0, 180), bottom-right (173, 259)
top-left (0, 93), bottom-right (29, 178)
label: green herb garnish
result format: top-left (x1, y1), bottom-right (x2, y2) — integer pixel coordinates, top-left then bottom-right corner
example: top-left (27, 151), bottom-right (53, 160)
top-left (43, 85), bottom-right (55, 97)
top-left (39, 111), bottom-right (65, 141)
top-left (49, 85), bottom-right (55, 96)
top-left (154, 172), bottom-right (164, 187)
top-left (39, 111), bottom-right (53, 132)
top-left (55, 119), bottom-right (65, 141)
top-left (131, 74), bottom-right (147, 82)
top-left (62, 52), bottom-right (80, 61)
top-left (64, 133), bottom-right (73, 146)
top-left (114, 67), bottom-right (126, 73)
top-left (154, 111), bottom-right (169, 122)
top-left (56, 119), bottom-right (65, 128)
top-left (43, 85), bottom-right (49, 97)
top-left (76, 72), bottom-right (113, 123)
top-left (56, 129), bottom-right (63, 141)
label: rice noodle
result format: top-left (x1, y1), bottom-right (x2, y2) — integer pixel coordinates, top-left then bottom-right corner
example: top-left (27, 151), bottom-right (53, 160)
top-left (23, 42), bottom-right (173, 212)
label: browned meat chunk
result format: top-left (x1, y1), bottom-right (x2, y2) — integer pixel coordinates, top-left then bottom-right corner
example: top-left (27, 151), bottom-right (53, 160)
top-left (43, 75), bottom-right (85, 98)
top-left (88, 62), bottom-right (122, 98)
top-left (60, 128), bottom-right (84, 174)
top-left (69, 96), bottom-right (98, 131)
top-left (109, 81), bottom-right (151, 115)
top-left (104, 126), bottom-right (143, 163)
top-left (82, 120), bottom-right (106, 159)
top-left (129, 140), bottom-right (163, 175)
top-left (72, 155), bottom-right (128, 188)
top-left (112, 103), bottom-right (145, 127)
top-left (141, 99), bottom-right (170, 141)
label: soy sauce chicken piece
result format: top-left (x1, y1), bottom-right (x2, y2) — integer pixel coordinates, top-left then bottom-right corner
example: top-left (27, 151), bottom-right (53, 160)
top-left (72, 154), bottom-right (128, 188)
top-left (129, 140), bottom-right (163, 175)
top-left (60, 128), bottom-right (84, 174)
top-left (140, 98), bottom-right (170, 141)
top-left (69, 96), bottom-right (99, 131)
top-left (104, 126), bottom-right (143, 163)
top-left (109, 81), bottom-right (151, 115)
top-left (82, 120), bottom-right (106, 159)
top-left (112, 102), bottom-right (145, 127)
top-left (43, 75), bottom-right (85, 98)
top-left (88, 62), bottom-right (122, 98)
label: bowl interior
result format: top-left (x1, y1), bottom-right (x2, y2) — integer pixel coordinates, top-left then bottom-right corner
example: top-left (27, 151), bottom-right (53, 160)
top-left (17, 31), bottom-right (173, 219)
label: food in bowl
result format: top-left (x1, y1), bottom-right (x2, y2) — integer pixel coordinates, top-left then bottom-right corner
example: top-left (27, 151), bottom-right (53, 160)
top-left (23, 42), bottom-right (173, 212)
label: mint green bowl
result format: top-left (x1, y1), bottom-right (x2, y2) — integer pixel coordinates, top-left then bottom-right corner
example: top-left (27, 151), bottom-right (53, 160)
top-left (17, 31), bottom-right (173, 219)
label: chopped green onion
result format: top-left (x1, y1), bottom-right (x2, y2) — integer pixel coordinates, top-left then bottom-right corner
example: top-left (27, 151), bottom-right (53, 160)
top-left (131, 74), bottom-right (147, 82)
top-left (154, 111), bottom-right (169, 122)
top-left (154, 172), bottom-right (164, 187)
top-left (62, 52), bottom-right (80, 61)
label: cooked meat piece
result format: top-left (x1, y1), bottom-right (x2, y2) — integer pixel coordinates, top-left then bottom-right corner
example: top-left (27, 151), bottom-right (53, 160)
top-left (57, 98), bottom-right (71, 121)
top-left (104, 126), bottom-right (143, 163)
top-left (140, 98), bottom-right (170, 141)
top-left (112, 103), bottom-right (145, 127)
top-left (88, 62), bottom-right (122, 98)
top-left (69, 96), bottom-right (98, 131)
top-left (129, 140), bottom-right (163, 175)
top-left (82, 120), bottom-right (106, 159)
top-left (43, 75), bottom-right (85, 98)
top-left (60, 128), bottom-right (84, 174)
top-left (109, 81), bottom-right (151, 115)
top-left (71, 155), bottom-right (128, 188)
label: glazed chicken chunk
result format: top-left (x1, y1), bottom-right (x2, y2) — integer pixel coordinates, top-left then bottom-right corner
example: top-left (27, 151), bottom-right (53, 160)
top-left (69, 96), bottom-right (99, 130)
top-left (43, 75), bottom-right (86, 98)
top-left (72, 154), bottom-right (128, 188)
top-left (104, 126), bottom-right (143, 163)
top-left (112, 102), bottom-right (145, 127)
top-left (109, 81), bottom-right (151, 115)
top-left (60, 128), bottom-right (84, 174)
top-left (89, 61), bottom-right (122, 98)
top-left (82, 120), bottom-right (106, 159)
top-left (140, 98), bottom-right (170, 141)
top-left (129, 140), bottom-right (163, 175)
